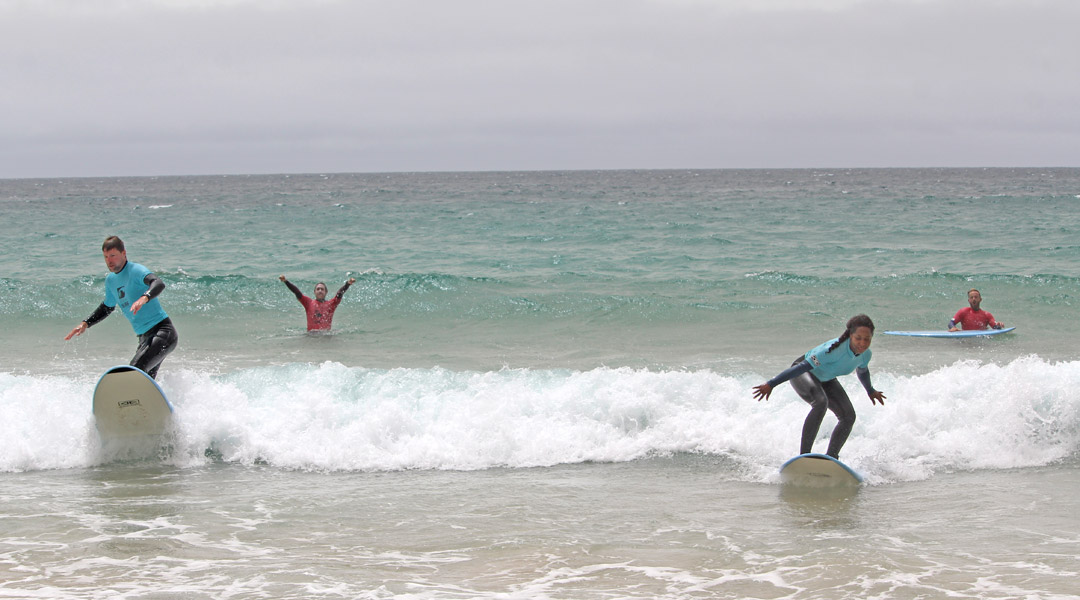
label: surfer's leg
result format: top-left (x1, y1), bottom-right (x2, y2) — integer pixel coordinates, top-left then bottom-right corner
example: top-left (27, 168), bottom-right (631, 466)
top-left (790, 371), bottom-right (828, 455)
top-left (821, 378), bottom-right (856, 459)
top-left (130, 318), bottom-right (178, 379)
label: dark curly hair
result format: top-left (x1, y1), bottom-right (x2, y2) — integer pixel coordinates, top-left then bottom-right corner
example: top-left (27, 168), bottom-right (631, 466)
top-left (827, 314), bottom-right (875, 353)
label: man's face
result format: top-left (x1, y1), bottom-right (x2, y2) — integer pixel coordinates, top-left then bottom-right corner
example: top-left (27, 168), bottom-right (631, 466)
top-left (103, 248), bottom-right (127, 273)
top-left (968, 290), bottom-right (982, 310)
top-left (314, 283), bottom-right (328, 301)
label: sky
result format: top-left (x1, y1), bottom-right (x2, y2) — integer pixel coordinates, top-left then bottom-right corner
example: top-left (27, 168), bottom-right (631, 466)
top-left (2, 0), bottom-right (1078, 178)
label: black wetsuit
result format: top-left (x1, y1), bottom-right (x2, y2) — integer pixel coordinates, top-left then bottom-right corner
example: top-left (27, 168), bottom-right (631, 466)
top-left (769, 356), bottom-right (875, 459)
top-left (130, 317), bottom-right (178, 379)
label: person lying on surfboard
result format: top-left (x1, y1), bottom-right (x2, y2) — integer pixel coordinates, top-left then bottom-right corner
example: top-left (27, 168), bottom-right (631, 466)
top-left (64, 236), bottom-right (179, 380)
top-left (752, 314), bottom-right (886, 459)
top-left (279, 275), bottom-right (356, 331)
top-left (948, 288), bottom-right (1005, 332)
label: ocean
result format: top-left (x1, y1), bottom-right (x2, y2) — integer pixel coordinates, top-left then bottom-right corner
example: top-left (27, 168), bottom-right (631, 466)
top-left (1, 168), bottom-right (1078, 598)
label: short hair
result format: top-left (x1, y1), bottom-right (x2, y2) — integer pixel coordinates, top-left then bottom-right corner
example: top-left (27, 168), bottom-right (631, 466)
top-left (968, 288), bottom-right (980, 295)
top-left (102, 236), bottom-right (125, 253)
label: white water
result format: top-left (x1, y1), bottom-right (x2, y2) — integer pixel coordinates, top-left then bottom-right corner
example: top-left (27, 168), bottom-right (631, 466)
top-left (5, 356), bottom-right (1077, 480)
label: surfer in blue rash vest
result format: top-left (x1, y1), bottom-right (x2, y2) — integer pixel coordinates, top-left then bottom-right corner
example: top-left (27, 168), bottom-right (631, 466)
top-left (65, 236), bottom-right (178, 379)
top-left (751, 314), bottom-right (886, 459)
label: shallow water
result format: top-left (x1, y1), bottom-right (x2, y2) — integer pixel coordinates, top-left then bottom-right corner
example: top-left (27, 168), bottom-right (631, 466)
top-left (2, 169), bottom-right (1078, 598)
top-left (3, 457), bottom-right (1078, 599)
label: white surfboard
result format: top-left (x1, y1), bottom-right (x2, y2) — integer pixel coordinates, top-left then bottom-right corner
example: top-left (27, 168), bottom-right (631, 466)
top-left (92, 365), bottom-right (174, 438)
top-left (780, 453), bottom-right (863, 487)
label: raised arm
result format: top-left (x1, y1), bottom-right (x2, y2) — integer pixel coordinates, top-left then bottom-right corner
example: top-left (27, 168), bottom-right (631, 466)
top-left (334, 278), bottom-right (357, 301)
top-left (279, 275), bottom-right (304, 300)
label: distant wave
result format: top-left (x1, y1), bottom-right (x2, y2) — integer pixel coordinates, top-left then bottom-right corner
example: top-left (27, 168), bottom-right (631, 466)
top-left (4, 269), bottom-right (1076, 322)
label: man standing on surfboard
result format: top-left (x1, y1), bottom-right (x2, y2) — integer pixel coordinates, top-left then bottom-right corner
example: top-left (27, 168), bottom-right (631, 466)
top-left (948, 289), bottom-right (1005, 331)
top-left (279, 275), bottom-right (356, 331)
top-left (65, 236), bottom-right (179, 379)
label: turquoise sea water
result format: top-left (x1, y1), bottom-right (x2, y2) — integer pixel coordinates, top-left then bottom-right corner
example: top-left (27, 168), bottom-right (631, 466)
top-left (2, 169), bottom-right (1079, 598)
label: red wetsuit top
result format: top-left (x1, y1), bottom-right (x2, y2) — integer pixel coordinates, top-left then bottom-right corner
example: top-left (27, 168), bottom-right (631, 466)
top-left (283, 279), bottom-right (351, 331)
top-left (951, 307), bottom-right (1001, 330)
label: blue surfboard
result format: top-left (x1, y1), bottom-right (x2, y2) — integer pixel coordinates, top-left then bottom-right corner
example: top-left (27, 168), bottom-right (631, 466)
top-left (883, 326), bottom-right (1014, 338)
top-left (780, 453), bottom-right (863, 487)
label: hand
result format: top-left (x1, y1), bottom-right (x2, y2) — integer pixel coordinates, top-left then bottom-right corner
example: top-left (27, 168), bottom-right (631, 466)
top-left (348, 277), bottom-right (356, 285)
top-left (752, 383), bottom-right (773, 401)
top-left (869, 390), bottom-right (886, 406)
top-left (131, 295), bottom-right (148, 315)
top-left (279, 275), bottom-right (287, 282)
top-left (65, 322), bottom-right (88, 340)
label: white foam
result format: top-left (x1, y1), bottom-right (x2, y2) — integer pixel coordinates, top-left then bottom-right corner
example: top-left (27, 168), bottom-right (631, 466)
top-left (3, 356), bottom-right (1078, 481)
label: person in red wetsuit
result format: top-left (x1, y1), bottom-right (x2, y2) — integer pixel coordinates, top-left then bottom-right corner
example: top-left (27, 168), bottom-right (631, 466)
top-left (279, 275), bottom-right (356, 331)
top-left (949, 288), bottom-right (1005, 331)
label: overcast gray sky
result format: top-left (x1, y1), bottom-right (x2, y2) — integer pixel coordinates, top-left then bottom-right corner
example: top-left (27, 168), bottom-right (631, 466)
top-left (2, 0), bottom-right (1077, 178)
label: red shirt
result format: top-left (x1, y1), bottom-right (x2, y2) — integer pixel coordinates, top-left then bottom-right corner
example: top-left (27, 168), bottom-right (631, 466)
top-left (952, 307), bottom-right (1000, 330)
top-left (299, 296), bottom-right (342, 331)
top-left (283, 279), bottom-right (351, 331)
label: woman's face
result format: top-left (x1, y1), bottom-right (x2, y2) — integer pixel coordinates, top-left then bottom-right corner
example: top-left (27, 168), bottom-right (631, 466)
top-left (849, 326), bottom-right (873, 355)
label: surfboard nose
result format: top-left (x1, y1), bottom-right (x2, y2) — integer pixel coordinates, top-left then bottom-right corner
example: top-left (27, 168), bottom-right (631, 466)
top-left (92, 365), bottom-right (173, 439)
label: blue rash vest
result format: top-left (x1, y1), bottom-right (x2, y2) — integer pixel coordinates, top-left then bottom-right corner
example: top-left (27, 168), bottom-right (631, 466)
top-left (104, 261), bottom-right (169, 335)
top-left (804, 337), bottom-right (872, 382)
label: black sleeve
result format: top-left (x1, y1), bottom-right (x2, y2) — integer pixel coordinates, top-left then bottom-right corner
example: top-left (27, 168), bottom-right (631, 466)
top-left (84, 303), bottom-right (115, 327)
top-left (856, 367), bottom-right (877, 395)
top-left (143, 272), bottom-right (166, 299)
top-left (334, 281), bottom-right (352, 301)
top-left (282, 278), bottom-right (303, 300)
top-left (766, 360), bottom-right (813, 388)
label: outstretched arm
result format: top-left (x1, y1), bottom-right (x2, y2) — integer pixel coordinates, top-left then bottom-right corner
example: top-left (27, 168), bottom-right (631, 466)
top-left (753, 360), bottom-right (813, 401)
top-left (65, 303), bottom-right (115, 340)
top-left (334, 278), bottom-right (356, 301)
top-left (279, 275), bottom-right (303, 300)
